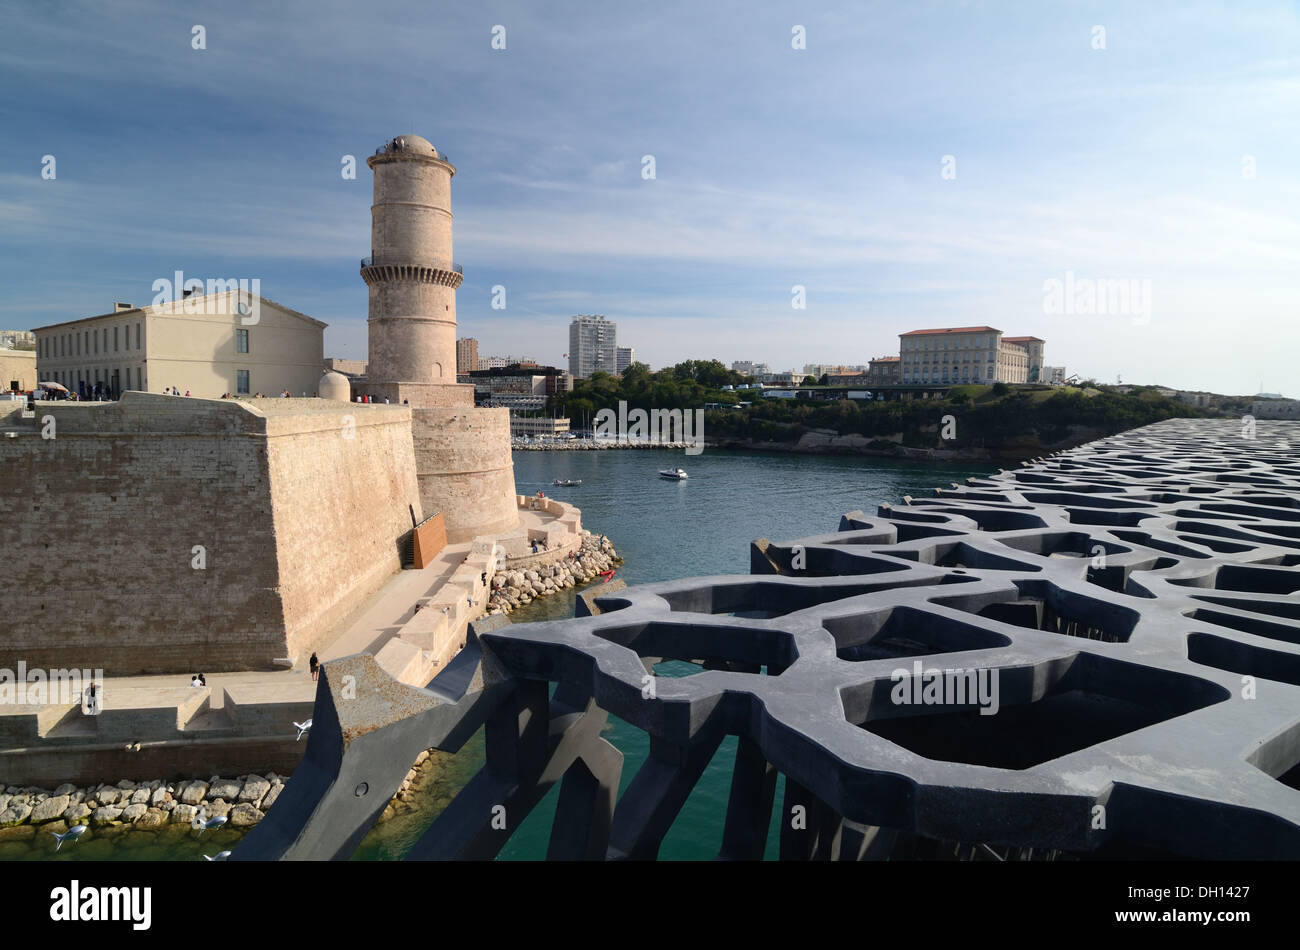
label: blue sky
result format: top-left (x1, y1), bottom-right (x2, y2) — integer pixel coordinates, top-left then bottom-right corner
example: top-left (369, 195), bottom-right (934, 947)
top-left (1, 0), bottom-right (1297, 394)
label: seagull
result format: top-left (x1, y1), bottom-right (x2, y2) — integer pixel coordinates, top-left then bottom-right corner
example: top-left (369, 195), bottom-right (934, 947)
top-left (293, 719), bottom-right (312, 741)
top-left (202, 851), bottom-right (232, 861)
top-left (49, 825), bottom-right (88, 852)
top-left (197, 815), bottom-right (228, 836)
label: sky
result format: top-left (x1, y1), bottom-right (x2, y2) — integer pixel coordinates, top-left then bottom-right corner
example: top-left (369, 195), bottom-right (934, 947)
top-left (1, 0), bottom-right (1297, 395)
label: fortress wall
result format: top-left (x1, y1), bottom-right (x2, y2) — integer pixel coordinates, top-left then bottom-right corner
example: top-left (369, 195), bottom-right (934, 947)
top-left (263, 403), bottom-right (422, 661)
top-left (0, 393), bottom-right (286, 673)
top-left (410, 406), bottom-right (519, 543)
top-left (0, 394), bottom-right (423, 674)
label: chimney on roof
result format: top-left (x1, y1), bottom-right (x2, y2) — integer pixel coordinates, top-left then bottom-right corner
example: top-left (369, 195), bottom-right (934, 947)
top-left (113, 302), bottom-right (133, 312)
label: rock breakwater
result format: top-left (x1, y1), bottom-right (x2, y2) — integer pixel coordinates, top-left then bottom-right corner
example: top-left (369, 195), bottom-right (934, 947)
top-left (487, 533), bottom-right (621, 616)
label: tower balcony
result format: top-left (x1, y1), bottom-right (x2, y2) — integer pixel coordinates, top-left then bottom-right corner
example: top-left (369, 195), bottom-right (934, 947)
top-left (360, 257), bottom-right (463, 289)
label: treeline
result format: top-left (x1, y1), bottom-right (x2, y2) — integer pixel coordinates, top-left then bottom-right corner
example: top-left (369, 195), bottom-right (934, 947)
top-left (550, 360), bottom-right (748, 417)
top-left (546, 365), bottom-right (1207, 449)
top-left (704, 385), bottom-right (1205, 448)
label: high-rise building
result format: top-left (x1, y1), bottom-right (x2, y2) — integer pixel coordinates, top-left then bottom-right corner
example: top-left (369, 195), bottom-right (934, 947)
top-left (456, 337), bottom-right (479, 373)
top-left (616, 346), bottom-right (634, 374)
top-left (731, 360), bottom-right (771, 377)
top-left (569, 314), bottom-right (617, 378)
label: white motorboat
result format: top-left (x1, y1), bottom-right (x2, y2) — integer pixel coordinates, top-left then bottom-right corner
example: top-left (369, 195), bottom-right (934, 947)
top-left (658, 468), bottom-right (689, 480)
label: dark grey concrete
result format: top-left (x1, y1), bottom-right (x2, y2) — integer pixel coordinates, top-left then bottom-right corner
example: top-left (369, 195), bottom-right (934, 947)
top-left (237, 419), bottom-right (1300, 860)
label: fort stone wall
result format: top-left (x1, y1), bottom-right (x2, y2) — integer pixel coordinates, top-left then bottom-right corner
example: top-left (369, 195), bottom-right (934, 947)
top-left (410, 406), bottom-right (519, 543)
top-left (0, 393), bottom-right (420, 674)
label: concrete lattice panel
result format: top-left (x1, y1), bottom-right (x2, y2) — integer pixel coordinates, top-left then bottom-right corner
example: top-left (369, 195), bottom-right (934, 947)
top-left (236, 419), bottom-right (1300, 860)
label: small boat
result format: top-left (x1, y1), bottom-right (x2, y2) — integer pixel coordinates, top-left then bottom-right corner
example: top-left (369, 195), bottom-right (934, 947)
top-left (659, 468), bottom-right (689, 480)
top-left (552, 478), bottom-right (583, 486)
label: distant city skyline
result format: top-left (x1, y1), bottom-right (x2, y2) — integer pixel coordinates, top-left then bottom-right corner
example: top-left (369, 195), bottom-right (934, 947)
top-left (2, 1), bottom-right (1298, 396)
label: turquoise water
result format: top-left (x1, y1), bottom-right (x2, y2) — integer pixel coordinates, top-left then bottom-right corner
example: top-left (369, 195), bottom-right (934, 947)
top-left (495, 448), bottom-right (993, 860)
top-left (6, 448), bottom-right (991, 860)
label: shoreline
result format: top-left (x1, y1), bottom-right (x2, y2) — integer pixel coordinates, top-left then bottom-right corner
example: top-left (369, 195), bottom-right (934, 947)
top-left (487, 533), bottom-right (622, 617)
top-left (512, 428), bottom-right (1107, 462)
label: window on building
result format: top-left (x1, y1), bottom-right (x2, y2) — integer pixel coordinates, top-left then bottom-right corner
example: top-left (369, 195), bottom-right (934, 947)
top-left (114, 326), bottom-right (119, 351)
top-left (136, 323), bottom-right (141, 349)
top-left (93, 330), bottom-right (98, 354)
top-left (236, 328), bottom-right (249, 354)
top-left (237, 370), bottom-right (250, 395)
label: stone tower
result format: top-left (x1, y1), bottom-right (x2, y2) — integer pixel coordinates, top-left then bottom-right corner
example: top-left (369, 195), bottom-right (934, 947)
top-left (357, 135), bottom-right (519, 542)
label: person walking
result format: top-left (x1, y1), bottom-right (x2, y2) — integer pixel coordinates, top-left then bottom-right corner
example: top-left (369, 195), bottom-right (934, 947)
top-left (309, 652), bottom-right (319, 681)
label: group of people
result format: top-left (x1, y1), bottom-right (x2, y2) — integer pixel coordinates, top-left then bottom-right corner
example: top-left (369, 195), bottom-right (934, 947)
top-left (161, 386), bottom-right (190, 396)
top-left (188, 673), bottom-right (207, 688)
top-left (353, 394), bottom-right (391, 404)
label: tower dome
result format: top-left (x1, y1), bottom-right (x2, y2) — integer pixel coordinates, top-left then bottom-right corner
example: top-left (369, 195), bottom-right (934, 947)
top-left (319, 371), bottom-right (351, 402)
top-left (380, 134), bottom-right (439, 159)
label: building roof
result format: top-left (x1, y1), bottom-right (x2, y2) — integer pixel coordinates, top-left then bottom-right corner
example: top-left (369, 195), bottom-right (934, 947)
top-left (31, 292), bottom-right (328, 332)
top-left (899, 326), bottom-right (1001, 337)
top-left (1001, 336), bottom-right (1045, 343)
top-left (871, 356), bottom-right (900, 362)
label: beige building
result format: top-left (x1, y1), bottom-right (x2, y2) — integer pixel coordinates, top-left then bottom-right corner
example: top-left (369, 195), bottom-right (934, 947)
top-left (1, 348), bottom-right (37, 392)
top-left (899, 326), bottom-right (1043, 385)
top-left (867, 356), bottom-right (900, 384)
top-left (324, 357), bottom-right (367, 377)
top-left (511, 416), bottom-right (571, 437)
top-left (33, 293), bottom-right (325, 399)
top-left (1002, 336), bottom-right (1046, 382)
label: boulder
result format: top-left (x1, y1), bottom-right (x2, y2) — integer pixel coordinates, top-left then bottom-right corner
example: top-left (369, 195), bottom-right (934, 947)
top-left (29, 796), bottom-right (70, 824)
top-left (259, 784), bottom-right (283, 811)
top-left (204, 799), bottom-right (232, 819)
top-left (136, 809), bottom-right (167, 829)
top-left (95, 787), bottom-right (120, 806)
top-left (171, 803), bottom-right (198, 824)
top-left (52, 784), bottom-right (77, 798)
top-left (0, 803), bottom-right (32, 826)
top-left (63, 803), bottom-right (91, 823)
top-left (91, 806), bottom-right (122, 826)
top-left (0, 795), bottom-right (9, 813)
top-left (120, 803), bottom-right (147, 823)
top-left (130, 788), bottom-right (150, 806)
top-left (149, 787), bottom-right (168, 807)
top-left (179, 781), bottom-right (208, 806)
top-left (207, 779), bottom-right (242, 801)
top-left (228, 803), bottom-right (262, 828)
top-left (116, 780), bottom-right (136, 790)
top-left (238, 775), bottom-right (271, 807)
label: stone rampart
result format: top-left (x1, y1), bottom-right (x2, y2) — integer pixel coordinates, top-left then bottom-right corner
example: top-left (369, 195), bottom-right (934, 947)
top-left (0, 393), bottom-right (421, 673)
